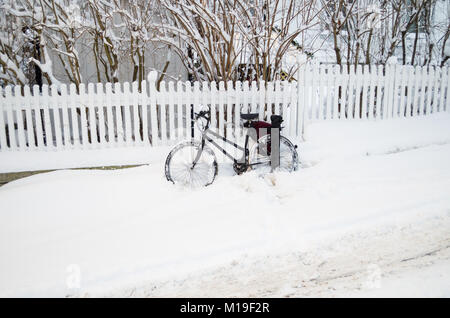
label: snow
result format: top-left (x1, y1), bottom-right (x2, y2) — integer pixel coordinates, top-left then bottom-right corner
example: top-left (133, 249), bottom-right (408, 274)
top-left (0, 146), bottom-right (172, 173)
top-left (2, 113), bottom-right (450, 173)
top-left (1, 114), bottom-right (450, 297)
top-left (386, 56), bottom-right (398, 65)
top-left (301, 113), bottom-right (450, 164)
top-left (444, 41), bottom-right (450, 58)
top-left (343, 260), bottom-right (450, 298)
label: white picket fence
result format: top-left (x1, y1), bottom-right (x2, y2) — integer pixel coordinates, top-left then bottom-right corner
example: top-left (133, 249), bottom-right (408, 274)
top-left (0, 63), bottom-right (449, 155)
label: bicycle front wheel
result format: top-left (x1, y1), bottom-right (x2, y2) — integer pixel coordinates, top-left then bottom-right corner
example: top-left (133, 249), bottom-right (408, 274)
top-left (165, 141), bottom-right (218, 187)
top-left (249, 135), bottom-right (299, 174)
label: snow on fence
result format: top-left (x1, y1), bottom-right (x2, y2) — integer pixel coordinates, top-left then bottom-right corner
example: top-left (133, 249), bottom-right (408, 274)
top-left (0, 63), bottom-right (449, 154)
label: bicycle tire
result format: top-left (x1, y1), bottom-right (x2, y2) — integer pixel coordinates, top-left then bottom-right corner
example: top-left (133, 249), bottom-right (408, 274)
top-left (165, 141), bottom-right (218, 187)
top-left (249, 135), bottom-right (299, 174)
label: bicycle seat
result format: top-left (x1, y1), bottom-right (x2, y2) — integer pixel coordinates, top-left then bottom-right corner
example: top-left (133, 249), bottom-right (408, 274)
top-left (240, 113), bottom-right (259, 121)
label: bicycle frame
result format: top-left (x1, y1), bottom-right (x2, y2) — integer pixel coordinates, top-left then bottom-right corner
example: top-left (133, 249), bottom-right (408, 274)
top-left (195, 129), bottom-right (249, 166)
top-left (191, 109), bottom-right (280, 171)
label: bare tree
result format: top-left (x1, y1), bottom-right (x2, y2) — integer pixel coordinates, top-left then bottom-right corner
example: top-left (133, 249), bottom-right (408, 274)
top-left (157, 0), bottom-right (325, 82)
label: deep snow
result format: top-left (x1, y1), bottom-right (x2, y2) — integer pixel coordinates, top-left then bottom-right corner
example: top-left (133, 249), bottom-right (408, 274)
top-left (0, 113), bottom-right (450, 297)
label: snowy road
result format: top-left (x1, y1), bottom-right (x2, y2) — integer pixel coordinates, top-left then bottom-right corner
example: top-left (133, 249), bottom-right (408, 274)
top-left (0, 114), bottom-right (450, 297)
top-left (111, 212), bottom-right (450, 297)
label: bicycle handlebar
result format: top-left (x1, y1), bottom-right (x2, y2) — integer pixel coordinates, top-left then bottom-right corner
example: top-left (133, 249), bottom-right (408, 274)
top-left (193, 106), bottom-right (211, 131)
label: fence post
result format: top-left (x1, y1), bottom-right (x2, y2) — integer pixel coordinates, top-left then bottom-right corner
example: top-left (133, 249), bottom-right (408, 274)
top-left (140, 79), bottom-right (150, 145)
top-left (0, 88), bottom-right (6, 151)
top-left (296, 56), bottom-right (306, 139)
top-left (148, 71), bottom-right (158, 146)
top-left (446, 67), bottom-right (450, 113)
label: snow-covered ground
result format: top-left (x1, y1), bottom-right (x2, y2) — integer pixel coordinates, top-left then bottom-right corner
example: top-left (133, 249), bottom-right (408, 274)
top-left (0, 113), bottom-right (449, 297)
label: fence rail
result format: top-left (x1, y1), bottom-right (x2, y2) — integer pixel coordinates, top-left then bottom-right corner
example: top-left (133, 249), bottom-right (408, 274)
top-left (0, 62), bottom-right (449, 154)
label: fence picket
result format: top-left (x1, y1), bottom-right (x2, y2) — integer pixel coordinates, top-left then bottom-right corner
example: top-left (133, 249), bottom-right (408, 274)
top-left (79, 84), bottom-right (90, 147)
top-left (87, 83), bottom-right (98, 148)
top-left (274, 80), bottom-right (281, 117)
top-left (279, 81), bottom-right (291, 134)
top-left (148, 74), bottom-right (159, 145)
top-left (4, 87), bottom-right (17, 150)
top-left (131, 82), bottom-right (141, 144)
top-left (304, 64), bottom-right (313, 121)
top-left (425, 67), bottom-right (434, 115)
top-left (316, 65), bottom-right (324, 120)
top-left (258, 81), bottom-right (265, 121)
top-left (368, 66), bottom-right (376, 119)
top-left (419, 67), bottom-right (427, 115)
top-left (168, 81), bottom-right (176, 142)
top-left (398, 66), bottom-right (407, 117)
top-left (105, 83), bottom-right (115, 145)
top-left (242, 81), bottom-right (249, 114)
top-left (193, 81), bottom-right (201, 140)
top-left (202, 81), bottom-right (209, 125)
top-left (122, 82), bottom-right (132, 145)
top-left (59, 85), bottom-right (70, 148)
top-left (42, 85), bottom-right (55, 148)
top-left (13, 86), bottom-right (26, 149)
top-left (430, 68), bottom-right (440, 113)
top-left (68, 84), bottom-right (80, 148)
top-left (226, 80), bottom-right (233, 140)
top-left (176, 81), bottom-right (184, 139)
top-left (384, 65), bottom-right (394, 119)
top-left (340, 65), bottom-right (349, 120)
top-left (160, 81), bottom-right (168, 145)
top-left (50, 85), bottom-right (63, 148)
top-left (266, 81), bottom-right (274, 121)
top-left (437, 67), bottom-right (446, 112)
top-left (210, 81), bottom-right (217, 133)
top-left (141, 80), bottom-right (150, 144)
top-left (218, 81), bottom-right (225, 137)
top-left (250, 81), bottom-right (257, 113)
top-left (96, 83), bottom-right (106, 145)
top-left (286, 82), bottom-right (293, 136)
top-left (31, 85), bottom-right (45, 150)
top-left (446, 67), bottom-right (450, 112)
top-left (348, 65), bottom-right (355, 119)
top-left (331, 65), bottom-right (340, 120)
top-left (412, 66), bottom-right (421, 117)
top-left (404, 66), bottom-right (414, 117)
top-left (354, 65), bottom-right (363, 119)
top-left (438, 67), bottom-right (448, 112)
top-left (358, 65), bottom-right (370, 119)
top-left (391, 66), bottom-right (401, 118)
top-left (235, 81), bottom-right (242, 138)
top-left (0, 88), bottom-right (8, 150)
top-left (297, 65), bottom-right (305, 135)
top-left (114, 82), bottom-right (125, 145)
top-left (325, 66), bottom-right (333, 120)
top-left (185, 81), bottom-right (192, 141)
top-left (23, 86), bottom-right (35, 149)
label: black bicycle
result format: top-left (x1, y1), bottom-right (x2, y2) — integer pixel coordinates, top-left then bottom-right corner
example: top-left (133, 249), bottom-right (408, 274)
top-left (165, 106), bottom-right (299, 187)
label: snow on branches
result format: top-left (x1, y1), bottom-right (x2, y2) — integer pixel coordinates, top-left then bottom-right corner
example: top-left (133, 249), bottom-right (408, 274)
top-left (158, 0), bottom-right (324, 82)
top-left (0, 0), bottom-right (448, 87)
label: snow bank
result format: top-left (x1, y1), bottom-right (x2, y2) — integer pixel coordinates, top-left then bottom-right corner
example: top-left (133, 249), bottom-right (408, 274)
top-left (301, 113), bottom-right (450, 165)
top-left (1, 113), bottom-right (450, 173)
top-left (0, 146), bottom-right (172, 173)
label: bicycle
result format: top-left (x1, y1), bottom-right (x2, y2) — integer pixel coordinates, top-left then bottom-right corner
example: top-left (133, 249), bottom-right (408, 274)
top-left (165, 106), bottom-right (299, 187)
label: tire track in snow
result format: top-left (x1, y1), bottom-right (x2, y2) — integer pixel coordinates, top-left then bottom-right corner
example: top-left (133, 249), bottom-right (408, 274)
top-left (105, 212), bottom-right (450, 297)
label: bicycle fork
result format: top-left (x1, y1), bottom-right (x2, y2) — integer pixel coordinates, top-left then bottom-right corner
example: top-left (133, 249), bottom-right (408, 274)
top-left (191, 139), bottom-right (206, 169)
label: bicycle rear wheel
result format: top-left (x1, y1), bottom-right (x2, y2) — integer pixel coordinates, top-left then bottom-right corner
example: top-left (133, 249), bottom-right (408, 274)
top-left (249, 135), bottom-right (299, 174)
top-left (165, 141), bottom-right (218, 187)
